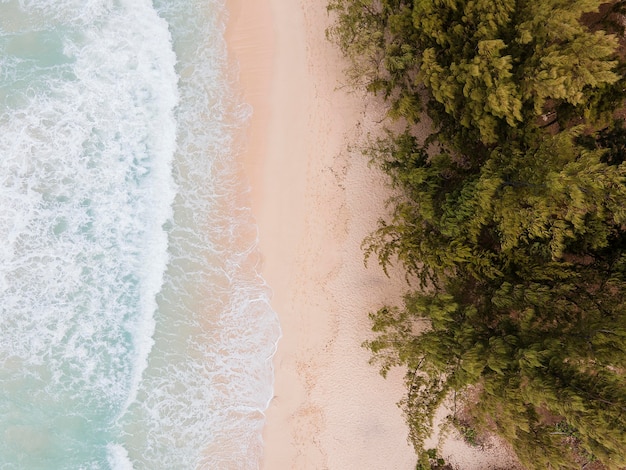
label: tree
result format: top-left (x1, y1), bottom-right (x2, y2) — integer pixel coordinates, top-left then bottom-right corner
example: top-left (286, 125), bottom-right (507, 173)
top-left (327, 0), bottom-right (423, 123)
top-left (414, 0), bottom-right (620, 143)
top-left (329, 0), bottom-right (626, 468)
top-left (366, 258), bottom-right (626, 469)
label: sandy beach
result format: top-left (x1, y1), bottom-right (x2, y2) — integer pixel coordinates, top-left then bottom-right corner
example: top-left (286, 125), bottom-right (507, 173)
top-left (226, 1), bottom-right (523, 469)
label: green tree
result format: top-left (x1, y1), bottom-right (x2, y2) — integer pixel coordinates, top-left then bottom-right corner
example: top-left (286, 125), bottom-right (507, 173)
top-left (329, 0), bottom-right (626, 468)
top-left (366, 259), bottom-right (626, 469)
top-left (364, 127), bottom-right (626, 291)
top-left (327, 0), bottom-right (423, 122)
top-left (414, 0), bottom-right (620, 143)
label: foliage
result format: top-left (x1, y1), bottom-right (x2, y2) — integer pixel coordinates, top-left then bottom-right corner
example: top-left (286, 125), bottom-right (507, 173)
top-left (450, 417), bottom-right (479, 446)
top-left (363, 127), bottom-right (626, 287)
top-left (327, 0), bottom-right (423, 123)
top-left (365, 260), bottom-right (626, 469)
top-left (416, 448), bottom-right (451, 470)
top-left (329, 0), bottom-right (623, 144)
top-left (329, 0), bottom-right (626, 468)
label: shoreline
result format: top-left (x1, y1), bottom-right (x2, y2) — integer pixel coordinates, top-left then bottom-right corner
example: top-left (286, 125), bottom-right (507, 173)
top-left (224, 1), bottom-right (526, 469)
top-left (225, 0), bottom-right (417, 468)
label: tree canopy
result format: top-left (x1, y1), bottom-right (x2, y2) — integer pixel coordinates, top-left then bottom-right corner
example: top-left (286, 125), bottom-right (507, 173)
top-left (329, 0), bottom-right (626, 468)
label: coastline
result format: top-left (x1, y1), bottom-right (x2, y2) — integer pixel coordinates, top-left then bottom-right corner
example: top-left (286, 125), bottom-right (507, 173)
top-left (225, 1), bottom-right (527, 469)
top-left (225, 0), bottom-right (417, 468)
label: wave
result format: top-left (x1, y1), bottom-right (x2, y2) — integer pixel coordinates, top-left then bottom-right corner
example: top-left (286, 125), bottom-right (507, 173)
top-left (0, 0), bottom-right (280, 468)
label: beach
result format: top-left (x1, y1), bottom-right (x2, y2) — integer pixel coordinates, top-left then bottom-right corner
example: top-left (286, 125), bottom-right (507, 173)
top-left (226, 1), bottom-right (523, 469)
top-left (226, 0), bottom-right (416, 468)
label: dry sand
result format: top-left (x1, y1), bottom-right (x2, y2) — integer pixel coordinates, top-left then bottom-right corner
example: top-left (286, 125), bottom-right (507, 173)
top-left (226, 1), bottom-right (523, 469)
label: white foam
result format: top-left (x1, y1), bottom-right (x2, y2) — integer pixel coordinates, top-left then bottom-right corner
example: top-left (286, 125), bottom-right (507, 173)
top-left (106, 443), bottom-right (135, 470)
top-left (115, 0), bottom-right (281, 468)
top-left (0, 0), bottom-right (282, 467)
top-left (0, 0), bottom-right (177, 438)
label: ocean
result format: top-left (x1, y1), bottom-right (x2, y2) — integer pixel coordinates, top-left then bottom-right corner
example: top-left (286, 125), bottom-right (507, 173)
top-left (0, 0), bottom-right (280, 468)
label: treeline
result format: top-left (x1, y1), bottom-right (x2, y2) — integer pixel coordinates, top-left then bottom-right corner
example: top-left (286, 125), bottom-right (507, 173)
top-left (327, 1), bottom-right (626, 469)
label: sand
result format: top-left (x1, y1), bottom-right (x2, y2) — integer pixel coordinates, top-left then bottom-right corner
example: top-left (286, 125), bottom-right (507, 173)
top-left (226, 1), bottom-right (523, 469)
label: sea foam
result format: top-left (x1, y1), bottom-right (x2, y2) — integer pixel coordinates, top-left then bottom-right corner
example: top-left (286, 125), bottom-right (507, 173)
top-left (0, 0), bottom-right (279, 468)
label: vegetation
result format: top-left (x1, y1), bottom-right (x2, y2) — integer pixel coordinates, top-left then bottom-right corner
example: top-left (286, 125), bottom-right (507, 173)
top-left (416, 448), bottom-right (452, 470)
top-left (328, 0), bottom-right (626, 468)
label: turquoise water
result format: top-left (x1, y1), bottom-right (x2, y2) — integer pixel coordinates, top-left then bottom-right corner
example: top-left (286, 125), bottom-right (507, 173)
top-left (0, 0), bottom-right (280, 468)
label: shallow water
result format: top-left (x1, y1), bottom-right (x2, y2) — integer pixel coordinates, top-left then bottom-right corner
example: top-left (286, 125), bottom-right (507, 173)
top-left (0, 1), bottom-right (280, 468)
